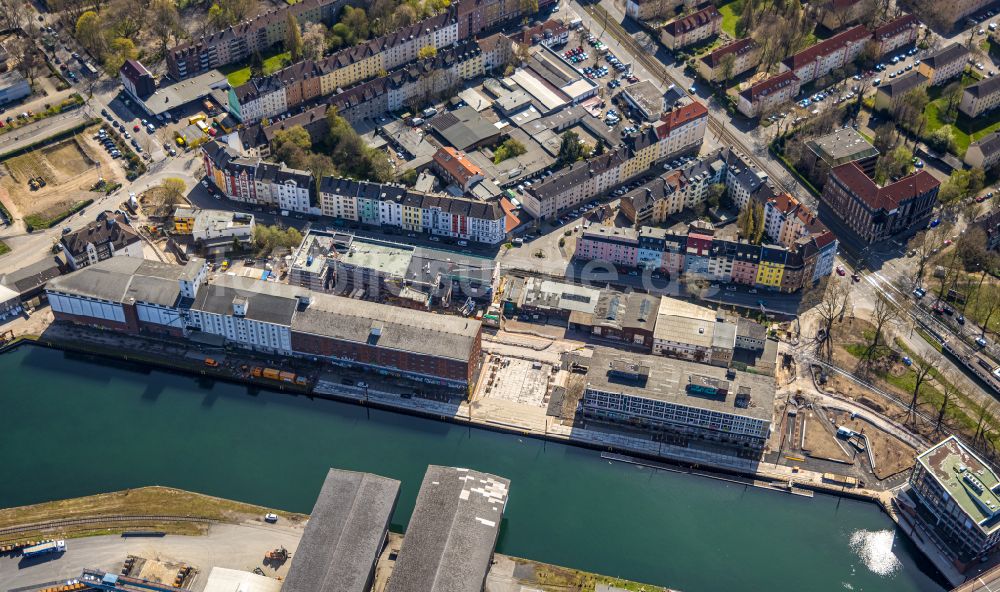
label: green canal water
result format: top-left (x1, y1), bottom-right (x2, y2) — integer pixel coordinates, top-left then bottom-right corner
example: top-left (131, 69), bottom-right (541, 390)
top-left (1, 346), bottom-right (947, 592)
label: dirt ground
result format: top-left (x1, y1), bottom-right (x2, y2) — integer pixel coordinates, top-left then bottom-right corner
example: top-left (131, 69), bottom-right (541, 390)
top-left (801, 409), bottom-right (853, 463)
top-left (829, 410), bottom-right (915, 479)
top-left (0, 128), bottom-right (124, 219)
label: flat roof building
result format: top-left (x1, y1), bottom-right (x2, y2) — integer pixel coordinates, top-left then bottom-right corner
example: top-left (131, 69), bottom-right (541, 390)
top-left (387, 465), bottom-right (510, 592)
top-left (803, 128), bottom-right (879, 188)
top-left (619, 80), bottom-right (666, 122)
top-left (202, 568), bottom-right (283, 592)
top-left (909, 437), bottom-right (1000, 566)
top-left (138, 70), bottom-right (229, 117)
top-left (283, 469), bottom-right (401, 592)
top-left (573, 346), bottom-right (775, 448)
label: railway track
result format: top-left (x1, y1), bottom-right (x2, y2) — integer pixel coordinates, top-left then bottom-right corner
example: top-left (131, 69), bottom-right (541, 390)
top-left (581, 3), bottom-right (797, 195)
top-left (0, 514), bottom-right (217, 539)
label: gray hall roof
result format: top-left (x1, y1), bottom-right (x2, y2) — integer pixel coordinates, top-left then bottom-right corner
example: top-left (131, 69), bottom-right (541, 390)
top-left (386, 466), bottom-right (510, 592)
top-left (282, 469), bottom-right (400, 592)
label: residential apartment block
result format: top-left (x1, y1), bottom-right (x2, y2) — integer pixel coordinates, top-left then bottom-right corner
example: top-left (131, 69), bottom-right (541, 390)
top-left (47, 257), bottom-right (484, 389)
top-left (738, 71), bottom-right (801, 118)
top-left (574, 221), bottom-right (837, 291)
top-left (974, 207), bottom-right (1000, 251)
top-left (318, 177), bottom-right (505, 244)
top-left (819, 161), bottom-right (940, 245)
top-left (917, 43), bottom-right (970, 86)
top-left (696, 38), bottom-right (761, 83)
top-left (573, 347), bottom-right (774, 449)
top-left (907, 437), bottom-right (1000, 567)
top-left (619, 153), bottom-right (725, 225)
top-left (229, 11), bottom-right (462, 123)
top-left (874, 71), bottom-right (928, 112)
top-left (202, 141), bottom-right (505, 243)
top-left (872, 14), bottom-right (920, 56)
top-left (432, 146), bottom-right (484, 192)
top-left (779, 25), bottom-right (870, 85)
top-left (966, 131), bottom-right (1000, 170)
top-left (659, 6), bottom-right (721, 50)
top-left (802, 128), bottom-right (879, 188)
top-left (173, 207), bottom-right (255, 246)
top-left (166, 0), bottom-right (347, 79)
top-left (960, 77), bottom-right (1000, 118)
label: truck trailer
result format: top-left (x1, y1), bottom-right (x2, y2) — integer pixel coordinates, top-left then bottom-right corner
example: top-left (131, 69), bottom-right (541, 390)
top-left (22, 540), bottom-right (66, 558)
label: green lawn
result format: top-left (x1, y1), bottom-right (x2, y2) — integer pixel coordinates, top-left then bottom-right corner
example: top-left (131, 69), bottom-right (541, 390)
top-left (0, 240), bottom-right (9, 256)
top-left (718, 0), bottom-right (741, 38)
top-left (221, 50), bottom-right (293, 87)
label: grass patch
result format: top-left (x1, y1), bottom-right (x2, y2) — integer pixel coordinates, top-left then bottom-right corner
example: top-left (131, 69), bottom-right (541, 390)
top-left (0, 240), bottom-right (8, 256)
top-left (23, 199), bottom-right (93, 232)
top-left (221, 49), bottom-right (292, 87)
top-left (718, 0), bottom-right (741, 38)
top-left (515, 556), bottom-right (670, 592)
top-left (915, 327), bottom-right (943, 352)
top-left (0, 486), bottom-right (306, 531)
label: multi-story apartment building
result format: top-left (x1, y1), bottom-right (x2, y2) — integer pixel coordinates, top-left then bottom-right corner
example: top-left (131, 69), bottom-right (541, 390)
top-left (229, 11), bottom-right (462, 123)
top-left (966, 131), bottom-right (1000, 170)
top-left (619, 156), bottom-right (723, 225)
top-left (779, 25), bottom-right (870, 84)
top-left (874, 71), bottom-right (929, 112)
top-left (574, 347), bottom-right (774, 449)
top-left (907, 437), bottom-right (1000, 567)
top-left (872, 14), bottom-right (920, 56)
top-left (521, 147), bottom-right (630, 220)
top-left (47, 257), bottom-right (484, 389)
top-left (166, 0), bottom-right (347, 79)
top-left (574, 225), bottom-right (639, 268)
top-left (316, 177), bottom-right (506, 244)
top-left (523, 101), bottom-right (709, 220)
top-left (820, 161), bottom-right (940, 245)
top-left (974, 207), bottom-right (1000, 251)
top-left (737, 71), bottom-right (801, 118)
top-left (917, 43), bottom-right (970, 87)
top-left (659, 6), bottom-right (721, 50)
top-left (574, 222), bottom-right (837, 292)
top-left (696, 38), bottom-right (761, 83)
top-left (512, 19), bottom-right (568, 48)
top-left (960, 77), bottom-right (1000, 118)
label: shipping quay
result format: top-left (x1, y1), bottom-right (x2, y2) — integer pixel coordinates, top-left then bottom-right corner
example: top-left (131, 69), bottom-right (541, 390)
top-left (0, 469), bottom-right (678, 592)
top-left (0, 256), bottom-right (987, 589)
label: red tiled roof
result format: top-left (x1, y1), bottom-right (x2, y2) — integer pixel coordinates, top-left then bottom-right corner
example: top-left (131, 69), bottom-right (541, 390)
top-left (700, 38), bottom-right (757, 68)
top-left (831, 161), bottom-right (940, 211)
top-left (740, 71), bottom-right (799, 102)
top-left (663, 6), bottom-right (721, 36)
top-left (782, 25), bottom-right (870, 72)
top-left (654, 100), bottom-right (708, 138)
top-left (874, 14), bottom-right (919, 40)
top-left (500, 197), bottom-right (521, 233)
top-left (433, 147), bottom-right (483, 186)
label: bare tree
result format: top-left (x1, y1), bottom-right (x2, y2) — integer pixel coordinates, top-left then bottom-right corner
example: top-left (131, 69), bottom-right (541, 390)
top-left (908, 356), bottom-right (934, 425)
top-left (935, 377), bottom-right (957, 433)
top-left (859, 292), bottom-right (901, 373)
top-left (974, 398), bottom-right (997, 446)
top-left (814, 281), bottom-right (850, 359)
top-left (911, 229), bottom-right (943, 287)
top-left (0, 0), bottom-right (26, 30)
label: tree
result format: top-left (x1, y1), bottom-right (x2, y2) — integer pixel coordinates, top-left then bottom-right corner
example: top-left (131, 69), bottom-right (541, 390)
top-left (75, 11), bottom-right (105, 56)
top-left (815, 280), bottom-right (850, 359)
top-left (872, 123), bottom-right (899, 154)
top-left (855, 40), bottom-right (881, 70)
top-left (706, 183), bottom-right (725, 209)
top-left (907, 356), bottom-right (934, 425)
top-left (718, 53), bottom-right (736, 84)
top-left (874, 145), bottom-right (912, 184)
top-left (973, 398), bottom-right (997, 446)
top-left (418, 45), bottom-right (437, 59)
top-left (0, 0), bottom-right (26, 31)
top-left (104, 37), bottom-right (138, 75)
top-left (927, 126), bottom-right (957, 154)
top-left (159, 178), bottom-right (187, 210)
top-left (957, 226), bottom-right (992, 272)
top-left (392, 3), bottom-right (417, 28)
top-left (910, 229), bottom-right (943, 287)
top-left (557, 131), bottom-right (585, 165)
top-left (940, 168), bottom-right (985, 204)
top-left (494, 138), bottom-right (527, 163)
top-left (399, 168), bottom-right (418, 186)
top-left (519, 0), bottom-right (538, 15)
top-left (302, 22), bottom-right (327, 61)
top-left (737, 199), bottom-right (765, 244)
top-left (341, 6), bottom-right (370, 41)
top-left (941, 80), bottom-right (965, 122)
top-left (285, 13), bottom-right (303, 61)
top-left (150, 0), bottom-right (182, 55)
top-left (935, 378), bottom-right (957, 433)
top-left (859, 292), bottom-right (901, 372)
top-left (107, 0), bottom-right (144, 40)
